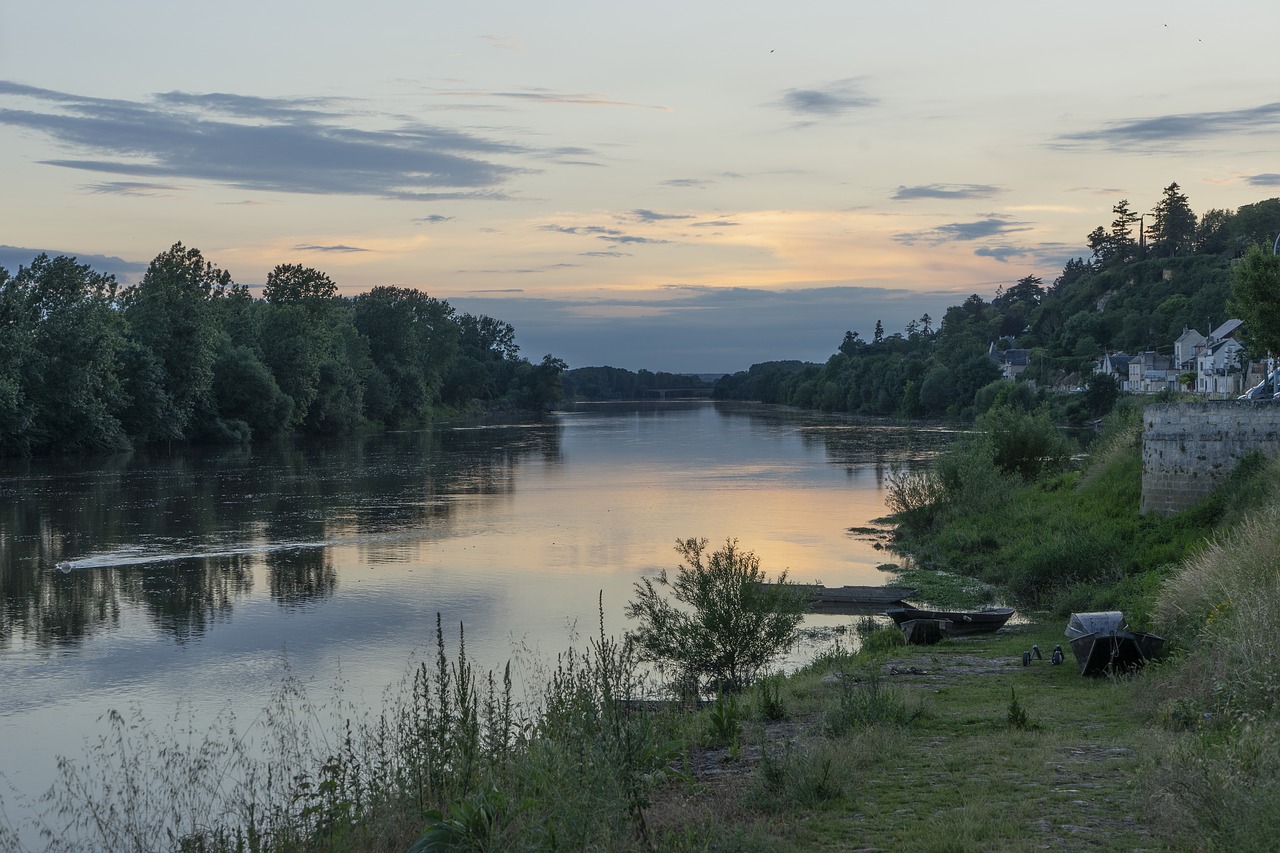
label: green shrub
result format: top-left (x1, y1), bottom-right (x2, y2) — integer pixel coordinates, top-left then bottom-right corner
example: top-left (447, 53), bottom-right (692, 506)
top-left (626, 538), bottom-right (809, 695)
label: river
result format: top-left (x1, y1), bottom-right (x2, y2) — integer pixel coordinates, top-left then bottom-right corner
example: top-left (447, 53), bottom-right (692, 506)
top-left (0, 401), bottom-right (952, 847)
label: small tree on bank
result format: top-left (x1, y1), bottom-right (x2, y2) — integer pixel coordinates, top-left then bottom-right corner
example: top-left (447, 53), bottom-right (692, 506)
top-left (625, 538), bottom-right (808, 696)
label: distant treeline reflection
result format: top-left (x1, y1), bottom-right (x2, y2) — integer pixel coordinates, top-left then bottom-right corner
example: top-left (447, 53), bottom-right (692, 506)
top-left (0, 426), bottom-right (563, 649)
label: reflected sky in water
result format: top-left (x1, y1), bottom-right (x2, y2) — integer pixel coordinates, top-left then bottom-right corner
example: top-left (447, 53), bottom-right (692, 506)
top-left (0, 401), bottom-right (954, 837)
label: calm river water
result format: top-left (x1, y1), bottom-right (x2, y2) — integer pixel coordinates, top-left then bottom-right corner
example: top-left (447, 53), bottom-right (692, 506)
top-left (0, 401), bottom-right (952, 844)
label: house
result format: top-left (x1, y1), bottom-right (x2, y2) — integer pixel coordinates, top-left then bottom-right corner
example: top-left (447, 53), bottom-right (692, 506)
top-left (1195, 319), bottom-right (1247, 397)
top-left (1096, 352), bottom-right (1134, 390)
top-left (1127, 351), bottom-right (1177, 394)
top-left (989, 347), bottom-right (1031, 381)
top-left (1173, 327), bottom-right (1205, 374)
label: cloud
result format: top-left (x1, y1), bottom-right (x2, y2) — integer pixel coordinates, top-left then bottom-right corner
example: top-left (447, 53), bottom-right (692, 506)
top-left (539, 224), bottom-right (670, 246)
top-left (1246, 173), bottom-right (1280, 187)
top-left (894, 215), bottom-right (1033, 245)
top-left (540, 224), bottom-right (625, 237)
top-left (0, 244), bottom-right (147, 280)
top-left (580, 251), bottom-right (632, 257)
top-left (974, 246), bottom-right (1029, 263)
top-left (661, 178), bottom-right (711, 188)
top-left (293, 244), bottom-right (371, 253)
top-left (436, 86), bottom-right (671, 111)
top-left (892, 184), bottom-right (1003, 201)
top-left (0, 81), bottom-right (526, 199)
top-left (1056, 101), bottom-right (1280, 150)
top-left (691, 219), bottom-right (738, 227)
top-left (447, 284), bottom-right (960, 374)
top-left (414, 214), bottom-right (455, 224)
top-left (629, 208), bottom-right (693, 222)
top-left (605, 235), bottom-right (670, 245)
top-left (779, 79), bottom-right (877, 118)
top-left (80, 181), bottom-right (182, 197)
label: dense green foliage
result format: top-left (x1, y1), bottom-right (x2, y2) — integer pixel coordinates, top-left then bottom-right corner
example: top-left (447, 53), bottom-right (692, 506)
top-left (889, 404), bottom-right (1279, 619)
top-left (715, 186), bottom-right (1280, 420)
top-left (0, 244), bottom-right (565, 455)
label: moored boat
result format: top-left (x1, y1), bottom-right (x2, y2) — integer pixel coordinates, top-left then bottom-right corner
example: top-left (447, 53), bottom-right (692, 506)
top-left (1065, 611), bottom-right (1165, 676)
top-left (884, 605), bottom-right (1015, 635)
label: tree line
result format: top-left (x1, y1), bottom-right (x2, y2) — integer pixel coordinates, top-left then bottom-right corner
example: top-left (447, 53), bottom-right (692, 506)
top-left (0, 243), bottom-right (566, 456)
top-left (715, 186), bottom-right (1280, 422)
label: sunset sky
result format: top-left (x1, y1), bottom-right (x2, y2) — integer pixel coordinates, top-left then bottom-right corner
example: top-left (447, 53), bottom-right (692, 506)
top-left (2, 1), bottom-right (1278, 372)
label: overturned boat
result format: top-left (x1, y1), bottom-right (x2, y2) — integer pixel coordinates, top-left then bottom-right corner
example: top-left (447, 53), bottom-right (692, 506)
top-left (1065, 611), bottom-right (1165, 676)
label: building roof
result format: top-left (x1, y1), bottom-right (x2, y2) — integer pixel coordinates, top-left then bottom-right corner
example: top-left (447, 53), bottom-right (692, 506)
top-left (1210, 318), bottom-right (1243, 340)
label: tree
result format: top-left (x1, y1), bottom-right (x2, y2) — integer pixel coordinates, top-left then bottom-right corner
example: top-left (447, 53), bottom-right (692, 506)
top-left (121, 243), bottom-right (230, 439)
top-left (625, 538), bottom-right (808, 694)
top-left (1229, 244), bottom-right (1280, 357)
top-left (1149, 182), bottom-right (1197, 258)
top-left (5, 254), bottom-right (130, 452)
top-left (976, 404), bottom-right (1075, 482)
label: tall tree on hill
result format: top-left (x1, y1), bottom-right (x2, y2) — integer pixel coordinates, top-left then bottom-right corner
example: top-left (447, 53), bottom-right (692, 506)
top-left (1149, 182), bottom-right (1197, 258)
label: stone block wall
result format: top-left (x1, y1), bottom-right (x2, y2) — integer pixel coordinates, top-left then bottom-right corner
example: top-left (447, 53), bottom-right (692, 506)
top-left (1141, 401), bottom-right (1280, 515)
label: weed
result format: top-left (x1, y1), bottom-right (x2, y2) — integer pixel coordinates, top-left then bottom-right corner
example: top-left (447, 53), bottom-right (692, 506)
top-left (1005, 687), bottom-right (1033, 730)
top-left (705, 689), bottom-right (742, 755)
top-left (753, 674), bottom-right (788, 723)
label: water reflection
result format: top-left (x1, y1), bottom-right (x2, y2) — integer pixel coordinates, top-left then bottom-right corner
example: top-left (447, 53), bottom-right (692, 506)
top-left (0, 423), bottom-right (564, 651)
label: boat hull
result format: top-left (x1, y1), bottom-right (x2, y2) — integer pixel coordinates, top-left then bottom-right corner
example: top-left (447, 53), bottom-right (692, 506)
top-left (884, 606), bottom-right (1014, 635)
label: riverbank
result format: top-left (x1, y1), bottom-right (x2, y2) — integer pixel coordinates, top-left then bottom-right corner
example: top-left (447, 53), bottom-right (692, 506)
top-left (641, 618), bottom-right (1161, 851)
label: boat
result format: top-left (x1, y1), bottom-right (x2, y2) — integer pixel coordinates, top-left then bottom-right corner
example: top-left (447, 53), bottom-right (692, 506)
top-left (884, 605), bottom-right (1015, 635)
top-left (1064, 611), bottom-right (1165, 676)
top-left (760, 584), bottom-right (918, 613)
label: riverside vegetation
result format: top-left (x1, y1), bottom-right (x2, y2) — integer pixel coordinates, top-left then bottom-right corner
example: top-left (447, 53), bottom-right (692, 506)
top-left (5, 402), bottom-right (1280, 851)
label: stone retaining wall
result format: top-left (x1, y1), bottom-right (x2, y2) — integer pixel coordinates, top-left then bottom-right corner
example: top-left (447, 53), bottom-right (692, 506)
top-left (1141, 401), bottom-right (1280, 515)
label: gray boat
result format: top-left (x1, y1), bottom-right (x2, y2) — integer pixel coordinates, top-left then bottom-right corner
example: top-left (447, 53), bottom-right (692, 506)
top-left (1065, 611), bottom-right (1165, 676)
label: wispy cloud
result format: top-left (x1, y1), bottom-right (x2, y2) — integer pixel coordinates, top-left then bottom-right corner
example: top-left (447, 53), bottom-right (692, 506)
top-left (892, 184), bottom-right (1003, 201)
top-left (0, 81), bottom-right (526, 199)
top-left (1246, 173), bottom-right (1280, 186)
top-left (779, 78), bottom-right (877, 120)
top-left (539, 223), bottom-right (670, 246)
top-left (629, 208), bottom-right (693, 222)
top-left (894, 215), bottom-right (1033, 245)
top-left (1056, 101), bottom-right (1280, 150)
top-left (436, 86), bottom-right (672, 111)
top-left (974, 246), bottom-right (1028, 263)
top-left (691, 219), bottom-right (738, 227)
top-left (415, 214), bottom-right (455, 224)
top-left (293, 244), bottom-right (371, 253)
top-left (662, 178), bottom-right (711, 188)
top-left (80, 181), bottom-right (182, 197)
top-left (580, 250), bottom-right (632, 258)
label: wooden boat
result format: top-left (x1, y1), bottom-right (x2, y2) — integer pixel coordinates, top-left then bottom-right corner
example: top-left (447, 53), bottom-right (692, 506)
top-left (901, 618), bottom-right (952, 645)
top-left (760, 584), bottom-right (918, 613)
top-left (1065, 611), bottom-right (1165, 676)
top-left (884, 605), bottom-right (1015, 635)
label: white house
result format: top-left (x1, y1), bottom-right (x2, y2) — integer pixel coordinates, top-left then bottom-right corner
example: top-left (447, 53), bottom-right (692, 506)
top-left (1195, 319), bottom-right (1247, 397)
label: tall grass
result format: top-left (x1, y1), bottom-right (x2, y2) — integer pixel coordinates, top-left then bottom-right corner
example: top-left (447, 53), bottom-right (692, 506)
top-left (1143, 470), bottom-right (1280, 849)
top-left (26, 607), bottom-right (676, 852)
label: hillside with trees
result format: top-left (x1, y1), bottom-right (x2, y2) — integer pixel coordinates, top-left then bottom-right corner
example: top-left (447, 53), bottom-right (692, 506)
top-left (0, 243), bottom-right (566, 456)
top-left (714, 186), bottom-right (1280, 421)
